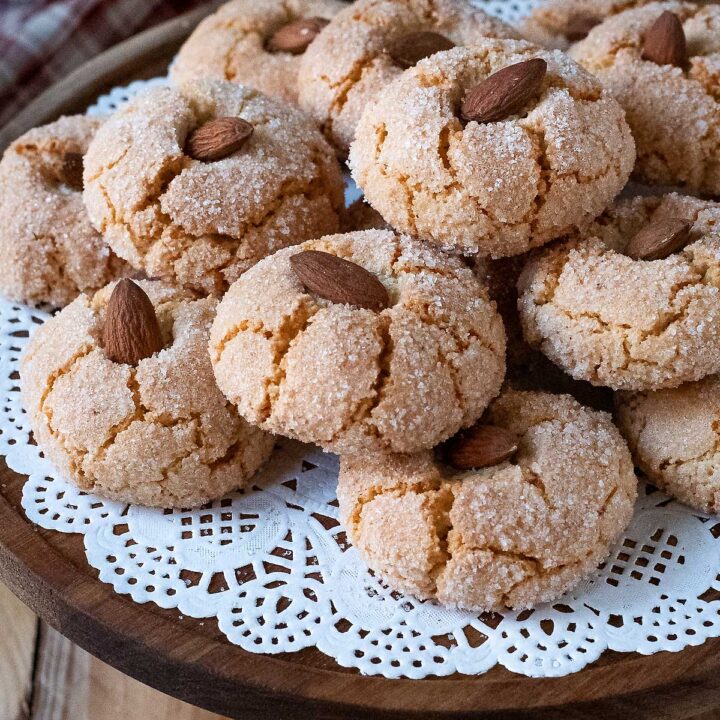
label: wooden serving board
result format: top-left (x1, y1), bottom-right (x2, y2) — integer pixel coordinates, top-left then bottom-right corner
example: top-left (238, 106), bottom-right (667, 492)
top-left (2, 7), bottom-right (720, 719)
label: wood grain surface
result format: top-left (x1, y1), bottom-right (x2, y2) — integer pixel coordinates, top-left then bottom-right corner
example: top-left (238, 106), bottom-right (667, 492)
top-left (0, 585), bottom-right (228, 720)
top-left (0, 582), bottom-right (36, 719)
top-left (1, 6), bottom-right (720, 720)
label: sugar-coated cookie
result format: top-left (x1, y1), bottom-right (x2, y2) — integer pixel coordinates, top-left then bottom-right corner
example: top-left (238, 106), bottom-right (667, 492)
top-left (21, 279), bottom-right (274, 507)
top-left (298, 0), bottom-right (517, 155)
top-left (570, 2), bottom-right (720, 195)
top-left (518, 193), bottom-right (720, 391)
top-left (338, 389), bottom-right (637, 610)
top-left (210, 230), bottom-right (506, 454)
top-left (0, 116), bottom-right (130, 307)
top-left (171, 0), bottom-right (345, 104)
top-left (83, 80), bottom-right (344, 295)
top-left (616, 375), bottom-right (720, 513)
top-left (349, 40), bottom-right (635, 257)
top-left (522, 0), bottom-right (654, 50)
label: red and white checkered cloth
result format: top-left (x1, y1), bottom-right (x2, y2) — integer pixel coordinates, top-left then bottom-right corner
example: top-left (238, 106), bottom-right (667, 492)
top-left (0, 0), bottom-right (209, 127)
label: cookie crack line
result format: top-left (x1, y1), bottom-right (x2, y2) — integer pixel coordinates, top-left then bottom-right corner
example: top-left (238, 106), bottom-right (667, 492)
top-left (262, 299), bottom-right (320, 423)
top-left (326, 313), bottom-right (394, 449)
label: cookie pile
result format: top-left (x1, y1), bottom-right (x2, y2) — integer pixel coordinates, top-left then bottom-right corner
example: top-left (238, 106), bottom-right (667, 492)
top-left (10, 0), bottom-right (720, 612)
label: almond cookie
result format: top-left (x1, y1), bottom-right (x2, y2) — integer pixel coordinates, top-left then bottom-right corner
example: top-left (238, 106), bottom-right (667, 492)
top-left (616, 375), bottom-right (720, 513)
top-left (210, 229), bottom-right (506, 455)
top-left (338, 389), bottom-right (637, 610)
top-left (570, 2), bottom-right (720, 195)
top-left (518, 193), bottom-right (720, 391)
top-left (21, 279), bottom-right (274, 507)
top-left (522, 0), bottom-right (653, 50)
top-left (0, 116), bottom-right (130, 307)
top-left (83, 79), bottom-right (344, 296)
top-left (349, 41), bottom-right (635, 257)
top-left (170, 0), bottom-right (345, 104)
top-left (297, 0), bottom-right (517, 156)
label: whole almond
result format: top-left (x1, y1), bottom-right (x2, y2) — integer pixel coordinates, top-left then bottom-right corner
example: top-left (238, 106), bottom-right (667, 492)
top-left (565, 12), bottom-right (601, 42)
top-left (461, 58), bottom-right (547, 124)
top-left (443, 424), bottom-right (518, 470)
top-left (60, 151), bottom-right (84, 190)
top-left (386, 31), bottom-right (455, 69)
top-left (267, 17), bottom-right (329, 54)
top-left (625, 217), bottom-right (692, 261)
top-left (641, 11), bottom-right (687, 68)
top-left (290, 250), bottom-right (389, 311)
top-left (186, 117), bottom-right (253, 162)
top-left (103, 279), bottom-right (164, 366)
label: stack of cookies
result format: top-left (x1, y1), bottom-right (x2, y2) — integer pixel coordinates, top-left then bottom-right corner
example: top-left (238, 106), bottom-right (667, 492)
top-left (9, 0), bottom-right (720, 612)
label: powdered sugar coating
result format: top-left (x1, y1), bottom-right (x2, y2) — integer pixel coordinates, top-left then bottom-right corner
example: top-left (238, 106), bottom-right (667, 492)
top-left (518, 193), bottom-right (720, 391)
top-left (297, 0), bottom-right (517, 155)
top-left (349, 40), bottom-right (635, 257)
top-left (616, 375), bottom-right (720, 513)
top-left (170, 0), bottom-right (345, 104)
top-left (0, 116), bottom-right (130, 307)
top-left (338, 389), bottom-right (636, 611)
top-left (210, 229), bottom-right (506, 454)
top-left (570, 1), bottom-right (720, 194)
top-left (21, 279), bottom-right (274, 507)
top-left (83, 80), bottom-right (344, 295)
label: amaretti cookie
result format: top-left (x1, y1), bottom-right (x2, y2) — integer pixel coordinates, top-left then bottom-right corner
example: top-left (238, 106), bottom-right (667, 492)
top-left (570, 2), bottom-right (720, 195)
top-left (170, 0), bottom-right (345, 104)
top-left (83, 79), bottom-right (344, 295)
top-left (518, 193), bottom-right (720, 391)
top-left (0, 116), bottom-right (129, 307)
top-left (521, 0), bottom-right (652, 50)
top-left (297, 0), bottom-right (517, 155)
top-left (338, 389), bottom-right (637, 610)
top-left (349, 40), bottom-right (635, 257)
top-left (616, 375), bottom-right (720, 513)
top-left (21, 279), bottom-right (274, 507)
top-left (210, 229), bottom-right (506, 455)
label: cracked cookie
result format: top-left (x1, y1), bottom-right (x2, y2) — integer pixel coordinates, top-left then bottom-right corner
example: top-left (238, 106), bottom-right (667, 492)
top-left (616, 375), bottom-right (720, 513)
top-left (83, 79), bottom-right (344, 296)
top-left (570, 2), bottom-right (720, 195)
top-left (349, 40), bottom-right (635, 257)
top-left (170, 0), bottom-right (345, 105)
top-left (209, 229), bottom-right (506, 454)
top-left (0, 116), bottom-right (130, 307)
top-left (21, 279), bottom-right (274, 507)
top-left (521, 0), bottom-right (654, 50)
top-left (337, 389), bottom-right (637, 610)
top-left (297, 0), bottom-right (517, 156)
top-left (518, 193), bottom-right (720, 391)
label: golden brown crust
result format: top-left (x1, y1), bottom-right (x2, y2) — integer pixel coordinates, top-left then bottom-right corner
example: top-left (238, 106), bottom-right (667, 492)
top-left (21, 279), bottom-right (274, 507)
top-left (338, 389), bottom-right (637, 610)
top-left (210, 229), bottom-right (506, 454)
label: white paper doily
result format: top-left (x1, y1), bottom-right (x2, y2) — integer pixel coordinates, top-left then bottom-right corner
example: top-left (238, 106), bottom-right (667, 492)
top-left (3, 0), bottom-right (720, 680)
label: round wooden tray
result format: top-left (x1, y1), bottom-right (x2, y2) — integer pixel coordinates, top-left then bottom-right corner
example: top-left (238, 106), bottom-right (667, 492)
top-left (2, 8), bottom-right (720, 719)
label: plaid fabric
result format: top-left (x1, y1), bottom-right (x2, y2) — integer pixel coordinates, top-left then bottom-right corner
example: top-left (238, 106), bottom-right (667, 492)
top-left (0, 0), bottom-right (209, 127)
